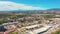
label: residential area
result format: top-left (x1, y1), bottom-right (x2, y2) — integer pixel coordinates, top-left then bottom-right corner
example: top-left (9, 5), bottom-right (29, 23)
top-left (0, 13), bottom-right (60, 34)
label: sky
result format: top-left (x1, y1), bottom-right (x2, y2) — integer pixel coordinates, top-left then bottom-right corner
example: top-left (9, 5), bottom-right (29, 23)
top-left (0, 0), bottom-right (60, 10)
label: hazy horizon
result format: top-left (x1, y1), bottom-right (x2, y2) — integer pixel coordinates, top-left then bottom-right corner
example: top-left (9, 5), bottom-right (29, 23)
top-left (0, 0), bottom-right (60, 11)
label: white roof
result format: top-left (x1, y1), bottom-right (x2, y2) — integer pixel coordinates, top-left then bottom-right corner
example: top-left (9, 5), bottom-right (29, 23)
top-left (32, 26), bottom-right (51, 34)
top-left (25, 25), bottom-right (38, 29)
top-left (2, 22), bottom-right (18, 26)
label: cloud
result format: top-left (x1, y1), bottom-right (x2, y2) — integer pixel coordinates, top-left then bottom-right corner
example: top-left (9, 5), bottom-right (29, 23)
top-left (0, 1), bottom-right (44, 11)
